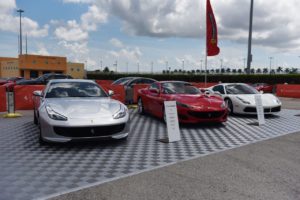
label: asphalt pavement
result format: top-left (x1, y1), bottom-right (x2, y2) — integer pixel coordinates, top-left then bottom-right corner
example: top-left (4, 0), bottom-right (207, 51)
top-left (51, 97), bottom-right (300, 200)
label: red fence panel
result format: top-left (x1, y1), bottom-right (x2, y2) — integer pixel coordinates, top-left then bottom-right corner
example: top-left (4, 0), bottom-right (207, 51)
top-left (99, 84), bottom-right (126, 104)
top-left (14, 85), bottom-right (45, 110)
top-left (276, 84), bottom-right (300, 98)
top-left (0, 86), bottom-right (6, 112)
top-left (190, 82), bottom-right (218, 88)
top-left (95, 80), bottom-right (114, 85)
top-left (133, 84), bottom-right (150, 104)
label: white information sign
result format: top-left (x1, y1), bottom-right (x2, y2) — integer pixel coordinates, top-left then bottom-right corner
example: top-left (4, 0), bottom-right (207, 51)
top-left (163, 101), bottom-right (181, 142)
top-left (254, 94), bottom-right (265, 125)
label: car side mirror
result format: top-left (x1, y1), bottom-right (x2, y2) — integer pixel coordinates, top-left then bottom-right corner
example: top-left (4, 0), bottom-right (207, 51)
top-left (214, 91), bottom-right (222, 96)
top-left (108, 90), bottom-right (114, 96)
top-left (33, 90), bottom-right (42, 97)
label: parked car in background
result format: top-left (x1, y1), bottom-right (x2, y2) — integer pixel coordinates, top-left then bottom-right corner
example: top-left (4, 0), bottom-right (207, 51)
top-left (0, 76), bottom-right (24, 85)
top-left (251, 83), bottom-right (274, 93)
top-left (209, 83), bottom-right (281, 115)
top-left (17, 73), bottom-right (73, 85)
top-left (2, 77), bottom-right (25, 91)
top-left (112, 77), bottom-right (156, 103)
top-left (33, 79), bottom-right (130, 143)
top-left (137, 81), bottom-right (228, 124)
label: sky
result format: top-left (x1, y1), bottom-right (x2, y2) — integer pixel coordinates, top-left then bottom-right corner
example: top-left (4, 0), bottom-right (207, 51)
top-left (1, 0), bottom-right (300, 73)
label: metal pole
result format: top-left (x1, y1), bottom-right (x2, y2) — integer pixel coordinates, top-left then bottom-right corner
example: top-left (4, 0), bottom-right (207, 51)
top-left (100, 60), bottom-right (103, 71)
top-left (246, 0), bottom-right (254, 74)
top-left (137, 61), bottom-right (139, 73)
top-left (126, 62), bottom-right (128, 73)
top-left (17, 9), bottom-right (24, 55)
top-left (200, 59), bottom-right (203, 73)
top-left (220, 59), bottom-right (223, 74)
top-left (269, 57), bottom-right (273, 75)
top-left (151, 61), bottom-right (153, 74)
top-left (182, 59), bottom-right (184, 71)
top-left (25, 34), bottom-right (27, 54)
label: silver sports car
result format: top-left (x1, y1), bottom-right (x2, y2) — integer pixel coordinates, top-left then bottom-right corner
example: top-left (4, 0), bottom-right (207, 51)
top-left (33, 79), bottom-right (130, 143)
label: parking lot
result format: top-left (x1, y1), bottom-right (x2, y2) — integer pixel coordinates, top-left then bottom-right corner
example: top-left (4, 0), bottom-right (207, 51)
top-left (1, 98), bottom-right (300, 200)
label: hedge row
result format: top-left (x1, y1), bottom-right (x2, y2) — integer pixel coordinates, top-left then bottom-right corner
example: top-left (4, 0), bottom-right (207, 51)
top-left (87, 73), bottom-right (300, 84)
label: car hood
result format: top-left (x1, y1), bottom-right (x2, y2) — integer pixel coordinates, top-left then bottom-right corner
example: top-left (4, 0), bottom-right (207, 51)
top-left (230, 94), bottom-right (280, 106)
top-left (45, 98), bottom-right (122, 119)
top-left (174, 94), bottom-right (224, 107)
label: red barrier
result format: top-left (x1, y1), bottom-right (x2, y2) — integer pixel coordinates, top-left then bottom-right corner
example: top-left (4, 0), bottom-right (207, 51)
top-left (14, 85), bottom-right (45, 110)
top-left (276, 84), bottom-right (300, 98)
top-left (95, 80), bottom-right (114, 85)
top-left (0, 86), bottom-right (6, 112)
top-left (133, 84), bottom-right (150, 103)
top-left (191, 82), bottom-right (218, 88)
top-left (98, 84), bottom-right (126, 104)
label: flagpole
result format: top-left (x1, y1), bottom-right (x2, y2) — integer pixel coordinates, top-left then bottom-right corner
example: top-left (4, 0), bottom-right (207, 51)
top-left (204, 0), bottom-right (207, 87)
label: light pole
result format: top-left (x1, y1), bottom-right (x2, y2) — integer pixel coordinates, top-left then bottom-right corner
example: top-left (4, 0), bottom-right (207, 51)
top-left (137, 61), bottom-right (139, 73)
top-left (17, 9), bottom-right (24, 55)
top-left (182, 59), bottom-right (184, 71)
top-left (246, 0), bottom-right (254, 74)
top-left (165, 61), bottom-right (168, 72)
top-left (126, 62), bottom-right (128, 73)
top-left (100, 60), bottom-right (103, 71)
top-left (151, 61), bottom-right (154, 74)
top-left (220, 59), bottom-right (223, 74)
top-left (200, 59), bottom-right (203, 73)
top-left (269, 57), bottom-right (273, 75)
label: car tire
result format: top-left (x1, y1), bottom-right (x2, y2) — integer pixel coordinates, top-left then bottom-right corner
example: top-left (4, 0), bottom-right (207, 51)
top-left (38, 124), bottom-right (46, 145)
top-left (33, 110), bottom-right (38, 125)
top-left (137, 97), bottom-right (145, 115)
top-left (225, 98), bottom-right (234, 114)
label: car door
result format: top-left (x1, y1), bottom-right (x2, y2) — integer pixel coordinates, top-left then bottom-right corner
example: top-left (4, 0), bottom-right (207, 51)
top-left (146, 83), bottom-right (164, 117)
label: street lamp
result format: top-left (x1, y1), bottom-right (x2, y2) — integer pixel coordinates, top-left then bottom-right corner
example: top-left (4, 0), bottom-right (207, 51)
top-left (165, 61), bottom-right (168, 72)
top-left (220, 59), bottom-right (223, 74)
top-left (137, 61), bottom-right (139, 73)
top-left (246, 0), bottom-right (254, 74)
top-left (151, 61), bottom-right (154, 74)
top-left (182, 59), bottom-right (184, 71)
top-left (200, 59), bottom-right (203, 73)
top-left (269, 57), bottom-right (273, 75)
top-left (17, 9), bottom-right (24, 55)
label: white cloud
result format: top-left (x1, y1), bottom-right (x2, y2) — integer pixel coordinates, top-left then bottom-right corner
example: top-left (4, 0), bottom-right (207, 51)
top-left (54, 20), bottom-right (88, 41)
top-left (0, 0), bottom-right (48, 37)
top-left (109, 38), bottom-right (124, 48)
top-left (34, 43), bottom-right (50, 55)
top-left (81, 5), bottom-right (107, 31)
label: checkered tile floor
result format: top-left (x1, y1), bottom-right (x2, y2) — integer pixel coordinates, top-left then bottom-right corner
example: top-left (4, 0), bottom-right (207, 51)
top-left (1, 109), bottom-right (300, 200)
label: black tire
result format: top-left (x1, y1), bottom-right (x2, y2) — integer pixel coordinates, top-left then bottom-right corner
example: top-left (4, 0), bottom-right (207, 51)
top-left (38, 124), bottom-right (46, 145)
top-left (137, 97), bottom-right (145, 115)
top-left (225, 98), bottom-right (234, 114)
top-left (33, 110), bottom-right (38, 125)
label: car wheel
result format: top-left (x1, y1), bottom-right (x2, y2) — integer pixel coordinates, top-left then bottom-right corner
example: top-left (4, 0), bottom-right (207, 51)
top-left (137, 97), bottom-right (145, 114)
top-left (33, 110), bottom-right (38, 125)
top-left (225, 98), bottom-right (234, 114)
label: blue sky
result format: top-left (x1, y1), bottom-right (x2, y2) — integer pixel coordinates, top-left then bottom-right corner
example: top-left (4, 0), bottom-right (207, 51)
top-left (1, 0), bottom-right (300, 73)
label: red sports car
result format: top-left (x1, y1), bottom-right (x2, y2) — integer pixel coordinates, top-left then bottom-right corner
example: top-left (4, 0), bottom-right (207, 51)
top-left (137, 81), bottom-right (228, 123)
top-left (252, 83), bottom-right (274, 93)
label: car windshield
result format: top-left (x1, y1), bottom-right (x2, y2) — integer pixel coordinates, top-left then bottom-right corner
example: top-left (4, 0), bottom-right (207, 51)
top-left (161, 82), bottom-right (201, 94)
top-left (112, 77), bottom-right (133, 85)
top-left (46, 82), bottom-right (108, 98)
top-left (225, 84), bottom-right (259, 94)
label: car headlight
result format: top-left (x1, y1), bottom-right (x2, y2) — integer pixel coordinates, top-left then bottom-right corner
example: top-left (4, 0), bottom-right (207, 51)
top-left (220, 101), bottom-right (226, 108)
top-left (113, 105), bottom-right (127, 119)
top-left (46, 105), bottom-right (67, 121)
top-left (176, 101), bottom-right (191, 108)
top-left (275, 98), bottom-right (281, 104)
top-left (236, 96), bottom-right (251, 104)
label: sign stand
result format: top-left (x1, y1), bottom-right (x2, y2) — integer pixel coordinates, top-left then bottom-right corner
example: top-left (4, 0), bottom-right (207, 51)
top-left (158, 101), bottom-right (181, 143)
top-left (254, 94), bottom-right (265, 126)
top-left (3, 91), bottom-right (21, 118)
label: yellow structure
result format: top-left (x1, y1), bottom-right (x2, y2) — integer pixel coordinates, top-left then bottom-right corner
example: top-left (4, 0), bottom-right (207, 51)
top-left (0, 54), bottom-right (85, 79)
top-left (67, 62), bottom-right (85, 79)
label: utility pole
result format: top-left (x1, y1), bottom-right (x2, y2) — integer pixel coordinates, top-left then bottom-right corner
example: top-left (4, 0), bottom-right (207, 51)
top-left (220, 59), bottom-right (223, 74)
top-left (17, 9), bottom-right (24, 55)
top-left (126, 62), bottom-right (128, 73)
top-left (25, 34), bottom-right (27, 54)
top-left (137, 61), bottom-right (139, 73)
top-left (269, 57), bottom-right (273, 75)
top-left (246, 0), bottom-right (254, 74)
top-left (151, 61), bottom-right (154, 74)
top-left (165, 61), bottom-right (168, 72)
top-left (200, 59), bottom-right (203, 73)
top-left (182, 59), bottom-right (185, 71)
top-left (100, 60), bottom-right (103, 71)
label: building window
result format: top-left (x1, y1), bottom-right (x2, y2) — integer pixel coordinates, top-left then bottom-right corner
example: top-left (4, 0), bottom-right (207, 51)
top-left (45, 61), bottom-right (48, 64)
top-left (71, 68), bottom-right (74, 71)
top-left (30, 70), bottom-right (38, 78)
top-left (77, 68), bottom-right (80, 72)
top-left (32, 60), bottom-right (36, 64)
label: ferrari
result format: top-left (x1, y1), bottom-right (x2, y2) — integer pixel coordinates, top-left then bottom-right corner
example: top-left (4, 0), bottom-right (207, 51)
top-left (33, 79), bottom-right (130, 143)
top-left (209, 83), bottom-right (281, 114)
top-left (137, 81), bottom-right (228, 123)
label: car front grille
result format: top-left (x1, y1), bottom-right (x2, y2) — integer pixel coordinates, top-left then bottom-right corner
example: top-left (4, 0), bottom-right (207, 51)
top-left (244, 106), bottom-right (281, 113)
top-left (187, 111), bottom-right (225, 119)
top-left (53, 123), bottom-right (126, 137)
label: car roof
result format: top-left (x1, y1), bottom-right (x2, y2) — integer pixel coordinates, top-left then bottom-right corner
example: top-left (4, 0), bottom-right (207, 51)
top-left (48, 79), bottom-right (94, 84)
top-left (159, 80), bottom-right (189, 84)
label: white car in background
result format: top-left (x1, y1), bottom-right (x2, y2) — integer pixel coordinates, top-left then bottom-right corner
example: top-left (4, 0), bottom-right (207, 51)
top-left (208, 83), bottom-right (281, 115)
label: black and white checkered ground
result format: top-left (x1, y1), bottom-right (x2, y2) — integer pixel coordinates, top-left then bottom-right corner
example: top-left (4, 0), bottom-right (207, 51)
top-left (1, 109), bottom-right (300, 200)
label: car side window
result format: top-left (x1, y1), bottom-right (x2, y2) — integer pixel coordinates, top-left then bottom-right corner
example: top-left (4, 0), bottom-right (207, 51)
top-left (212, 85), bottom-right (225, 94)
top-left (142, 79), bottom-right (155, 84)
top-left (149, 83), bottom-right (159, 91)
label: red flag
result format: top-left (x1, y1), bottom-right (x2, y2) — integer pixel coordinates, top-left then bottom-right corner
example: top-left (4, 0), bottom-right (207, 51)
top-left (206, 0), bottom-right (220, 56)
